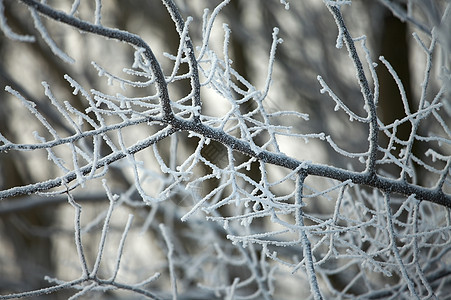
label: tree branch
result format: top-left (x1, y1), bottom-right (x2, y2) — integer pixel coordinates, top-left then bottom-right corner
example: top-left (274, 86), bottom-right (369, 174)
top-left (326, 4), bottom-right (380, 174)
top-left (18, 0), bottom-right (174, 121)
top-left (162, 0), bottom-right (201, 123)
top-left (0, 126), bottom-right (175, 199)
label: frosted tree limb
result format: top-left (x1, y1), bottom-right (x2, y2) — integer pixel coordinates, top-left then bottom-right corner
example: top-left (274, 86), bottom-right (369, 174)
top-left (326, 4), bottom-right (379, 174)
top-left (0, 0), bottom-right (35, 41)
top-left (162, 0), bottom-right (202, 122)
top-left (1, 113), bottom-right (449, 207)
top-left (0, 127), bottom-right (176, 199)
top-left (294, 172), bottom-right (323, 300)
top-left (0, 0), bottom-right (450, 298)
top-left (18, 0), bottom-right (174, 121)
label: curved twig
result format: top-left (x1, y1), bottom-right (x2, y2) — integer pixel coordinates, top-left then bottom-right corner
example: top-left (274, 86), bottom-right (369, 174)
top-left (326, 5), bottom-right (379, 175)
top-left (19, 0), bottom-right (174, 121)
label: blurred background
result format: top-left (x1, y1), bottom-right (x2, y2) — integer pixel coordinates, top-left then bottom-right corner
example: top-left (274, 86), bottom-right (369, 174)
top-left (0, 0), bottom-right (449, 298)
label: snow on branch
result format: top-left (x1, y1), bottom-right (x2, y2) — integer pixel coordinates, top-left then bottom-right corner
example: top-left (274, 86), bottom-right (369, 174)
top-left (0, 0), bottom-right (450, 299)
top-left (0, 0), bottom-right (35, 42)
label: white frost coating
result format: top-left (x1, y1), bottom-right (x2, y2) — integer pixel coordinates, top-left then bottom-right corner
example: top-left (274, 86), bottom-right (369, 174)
top-left (335, 22), bottom-right (344, 49)
top-left (90, 180), bottom-right (117, 277)
top-left (69, 0), bottom-right (81, 16)
top-left (159, 224), bottom-right (178, 299)
top-left (261, 27), bottom-right (283, 102)
top-left (0, 0), bottom-right (35, 42)
top-left (359, 36), bottom-right (380, 107)
top-left (70, 142), bottom-right (85, 188)
top-left (279, 0), bottom-right (290, 10)
top-left (34, 131), bottom-right (70, 174)
top-left (110, 213), bottom-right (134, 282)
top-left (0, 132), bottom-right (12, 146)
top-left (29, 8), bottom-right (75, 64)
top-left (197, 0), bottom-right (231, 61)
top-left (383, 193), bottom-right (419, 298)
top-left (166, 16), bottom-right (193, 83)
top-left (65, 188), bottom-right (89, 277)
top-left (324, 0), bottom-right (352, 7)
top-left (1, 1), bottom-right (450, 299)
top-left (326, 135), bottom-right (369, 159)
top-left (379, 56), bottom-right (410, 115)
top-left (6, 86), bottom-right (60, 139)
top-left (94, 0), bottom-right (102, 25)
top-left (269, 110), bottom-right (309, 120)
top-left (317, 75), bottom-right (369, 122)
top-left (43, 82), bottom-right (83, 134)
top-left (92, 61), bottom-right (155, 88)
top-left (222, 23), bottom-right (232, 89)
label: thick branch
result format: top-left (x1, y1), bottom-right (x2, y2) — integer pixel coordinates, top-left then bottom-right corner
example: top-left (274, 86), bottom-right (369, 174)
top-left (170, 118), bottom-right (451, 208)
top-left (1, 115), bottom-right (449, 207)
top-left (2, 1), bottom-right (448, 210)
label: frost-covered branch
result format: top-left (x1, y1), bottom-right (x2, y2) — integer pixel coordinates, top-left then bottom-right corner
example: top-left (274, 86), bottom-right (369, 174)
top-left (19, 0), bottom-right (174, 121)
top-left (0, 0), bottom-right (450, 299)
top-left (325, 4), bottom-right (379, 174)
